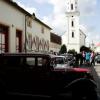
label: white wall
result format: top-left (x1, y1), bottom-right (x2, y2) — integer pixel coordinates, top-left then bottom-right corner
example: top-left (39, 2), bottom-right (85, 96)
top-left (67, 0), bottom-right (78, 12)
top-left (0, 1), bottom-right (51, 53)
top-left (27, 19), bottom-right (51, 52)
top-left (68, 15), bottom-right (80, 44)
top-left (64, 13), bottom-right (80, 53)
top-left (62, 0), bottom-right (81, 53)
top-left (0, 1), bottom-right (25, 53)
top-left (80, 30), bottom-right (86, 47)
top-left (95, 47), bottom-right (100, 53)
top-left (67, 44), bottom-right (80, 53)
top-left (50, 42), bottom-right (61, 53)
top-left (62, 33), bottom-right (68, 45)
top-left (31, 20), bottom-right (50, 41)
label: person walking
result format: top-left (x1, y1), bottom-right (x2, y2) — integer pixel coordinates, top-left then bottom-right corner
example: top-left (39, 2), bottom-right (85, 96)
top-left (90, 51), bottom-right (95, 66)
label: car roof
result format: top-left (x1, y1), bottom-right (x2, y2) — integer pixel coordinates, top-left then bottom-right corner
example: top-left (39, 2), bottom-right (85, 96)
top-left (0, 53), bottom-right (50, 58)
top-left (49, 54), bottom-right (65, 58)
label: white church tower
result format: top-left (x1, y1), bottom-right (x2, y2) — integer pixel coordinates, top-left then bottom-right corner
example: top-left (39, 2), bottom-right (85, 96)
top-left (62, 0), bottom-right (84, 53)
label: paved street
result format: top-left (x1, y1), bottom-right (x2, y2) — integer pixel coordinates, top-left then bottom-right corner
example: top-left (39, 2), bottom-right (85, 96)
top-left (92, 63), bottom-right (100, 99)
top-left (80, 63), bottom-right (100, 100)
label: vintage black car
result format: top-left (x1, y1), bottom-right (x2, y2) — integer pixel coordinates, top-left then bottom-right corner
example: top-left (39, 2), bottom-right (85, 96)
top-left (0, 53), bottom-right (97, 99)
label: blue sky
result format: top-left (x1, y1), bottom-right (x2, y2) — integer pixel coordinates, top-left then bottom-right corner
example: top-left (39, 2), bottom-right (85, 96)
top-left (13, 0), bottom-right (100, 46)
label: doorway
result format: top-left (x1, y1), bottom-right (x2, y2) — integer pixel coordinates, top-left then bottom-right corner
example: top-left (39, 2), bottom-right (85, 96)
top-left (16, 30), bottom-right (22, 52)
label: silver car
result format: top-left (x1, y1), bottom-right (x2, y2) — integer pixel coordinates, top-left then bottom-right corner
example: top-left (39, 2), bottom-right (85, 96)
top-left (50, 55), bottom-right (73, 69)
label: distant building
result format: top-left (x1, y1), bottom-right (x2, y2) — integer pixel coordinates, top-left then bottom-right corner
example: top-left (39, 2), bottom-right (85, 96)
top-left (94, 42), bottom-right (100, 53)
top-left (50, 32), bottom-right (62, 54)
top-left (0, 0), bottom-right (51, 53)
top-left (62, 0), bottom-right (86, 53)
top-left (79, 29), bottom-right (86, 47)
top-left (26, 16), bottom-right (52, 53)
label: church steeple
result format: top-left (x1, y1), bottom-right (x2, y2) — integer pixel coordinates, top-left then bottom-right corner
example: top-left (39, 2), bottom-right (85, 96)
top-left (65, 0), bottom-right (80, 53)
top-left (62, 0), bottom-right (86, 53)
top-left (67, 0), bottom-right (79, 13)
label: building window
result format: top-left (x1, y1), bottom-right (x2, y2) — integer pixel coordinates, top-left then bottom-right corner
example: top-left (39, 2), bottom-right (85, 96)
top-left (72, 32), bottom-right (74, 38)
top-left (0, 25), bottom-right (8, 53)
top-left (71, 4), bottom-right (73, 10)
top-left (75, 6), bottom-right (77, 10)
top-left (27, 17), bottom-right (32, 28)
top-left (72, 21), bottom-right (74, 27)
top-left (0, 33), bottom-right (5, 53)
top-left (41, 26), bottom-right (44, 34)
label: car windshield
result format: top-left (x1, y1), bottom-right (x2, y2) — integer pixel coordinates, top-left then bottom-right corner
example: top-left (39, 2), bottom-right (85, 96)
top-left (50, 56), bottom-right (69, 68)
top-left (55, 57), bottom-right (65, 64)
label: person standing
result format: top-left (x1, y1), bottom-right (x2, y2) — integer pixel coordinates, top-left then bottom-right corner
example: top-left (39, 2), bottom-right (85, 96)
top-left (80, 52), bottom-right (83, 66)
top-left (82, 51), bottom-right (86, 64)
top-left (85, 51), bottom-right (91, 66)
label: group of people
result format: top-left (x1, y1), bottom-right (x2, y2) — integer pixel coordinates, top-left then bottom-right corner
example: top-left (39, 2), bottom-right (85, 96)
top-left (82, 51), bottom-right (95, 66)
top-left (75, 51), bottom-right (95, 66)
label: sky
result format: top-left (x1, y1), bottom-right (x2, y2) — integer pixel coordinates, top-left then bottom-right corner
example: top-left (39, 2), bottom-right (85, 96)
top-left (13, 0), bottom-right (100, 46)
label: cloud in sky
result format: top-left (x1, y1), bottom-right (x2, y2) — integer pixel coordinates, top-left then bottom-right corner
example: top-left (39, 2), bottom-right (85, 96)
top-left (79, 0), bottom-right (97, 16)
top-left (41, 0), bottom-right (68, 35)
top-left (13, 0), bottom-right (37, 14)
top-left (34, 0), bottom-right (47, 4)
top-left (41, 0), bottom-right (98, 36)
top-left (14, 0), bottom-right (99, 43)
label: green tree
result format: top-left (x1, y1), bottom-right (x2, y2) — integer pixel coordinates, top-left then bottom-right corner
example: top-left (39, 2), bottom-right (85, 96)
top-left (59, 44), bottom-right (67, 54)
top-left (68, 49), bottom-right (77, 55)
top-left (80, 45), bottom-right (92, 52)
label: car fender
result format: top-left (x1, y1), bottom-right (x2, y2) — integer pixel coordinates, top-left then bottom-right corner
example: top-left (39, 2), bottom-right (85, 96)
top-left (0, 79), bottom-right (6, 95)
top-left (64, 78), bottom-right (97, 91)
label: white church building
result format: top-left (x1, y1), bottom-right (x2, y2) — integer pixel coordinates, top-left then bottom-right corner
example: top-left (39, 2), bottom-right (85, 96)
top-left (62, 0), bottom-right (86, 53)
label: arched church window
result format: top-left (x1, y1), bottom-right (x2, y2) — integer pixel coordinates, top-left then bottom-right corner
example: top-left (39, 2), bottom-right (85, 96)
top-left (72, 32), bottom-right (74, 38)
top-left (72, 21), bottom-right (74, 27)
top-left (71, 4), bottom-right (73, 10)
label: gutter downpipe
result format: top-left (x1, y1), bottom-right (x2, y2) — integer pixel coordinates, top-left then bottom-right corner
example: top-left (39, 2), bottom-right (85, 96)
top-left (25, 15), bottom-right (27, 53)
